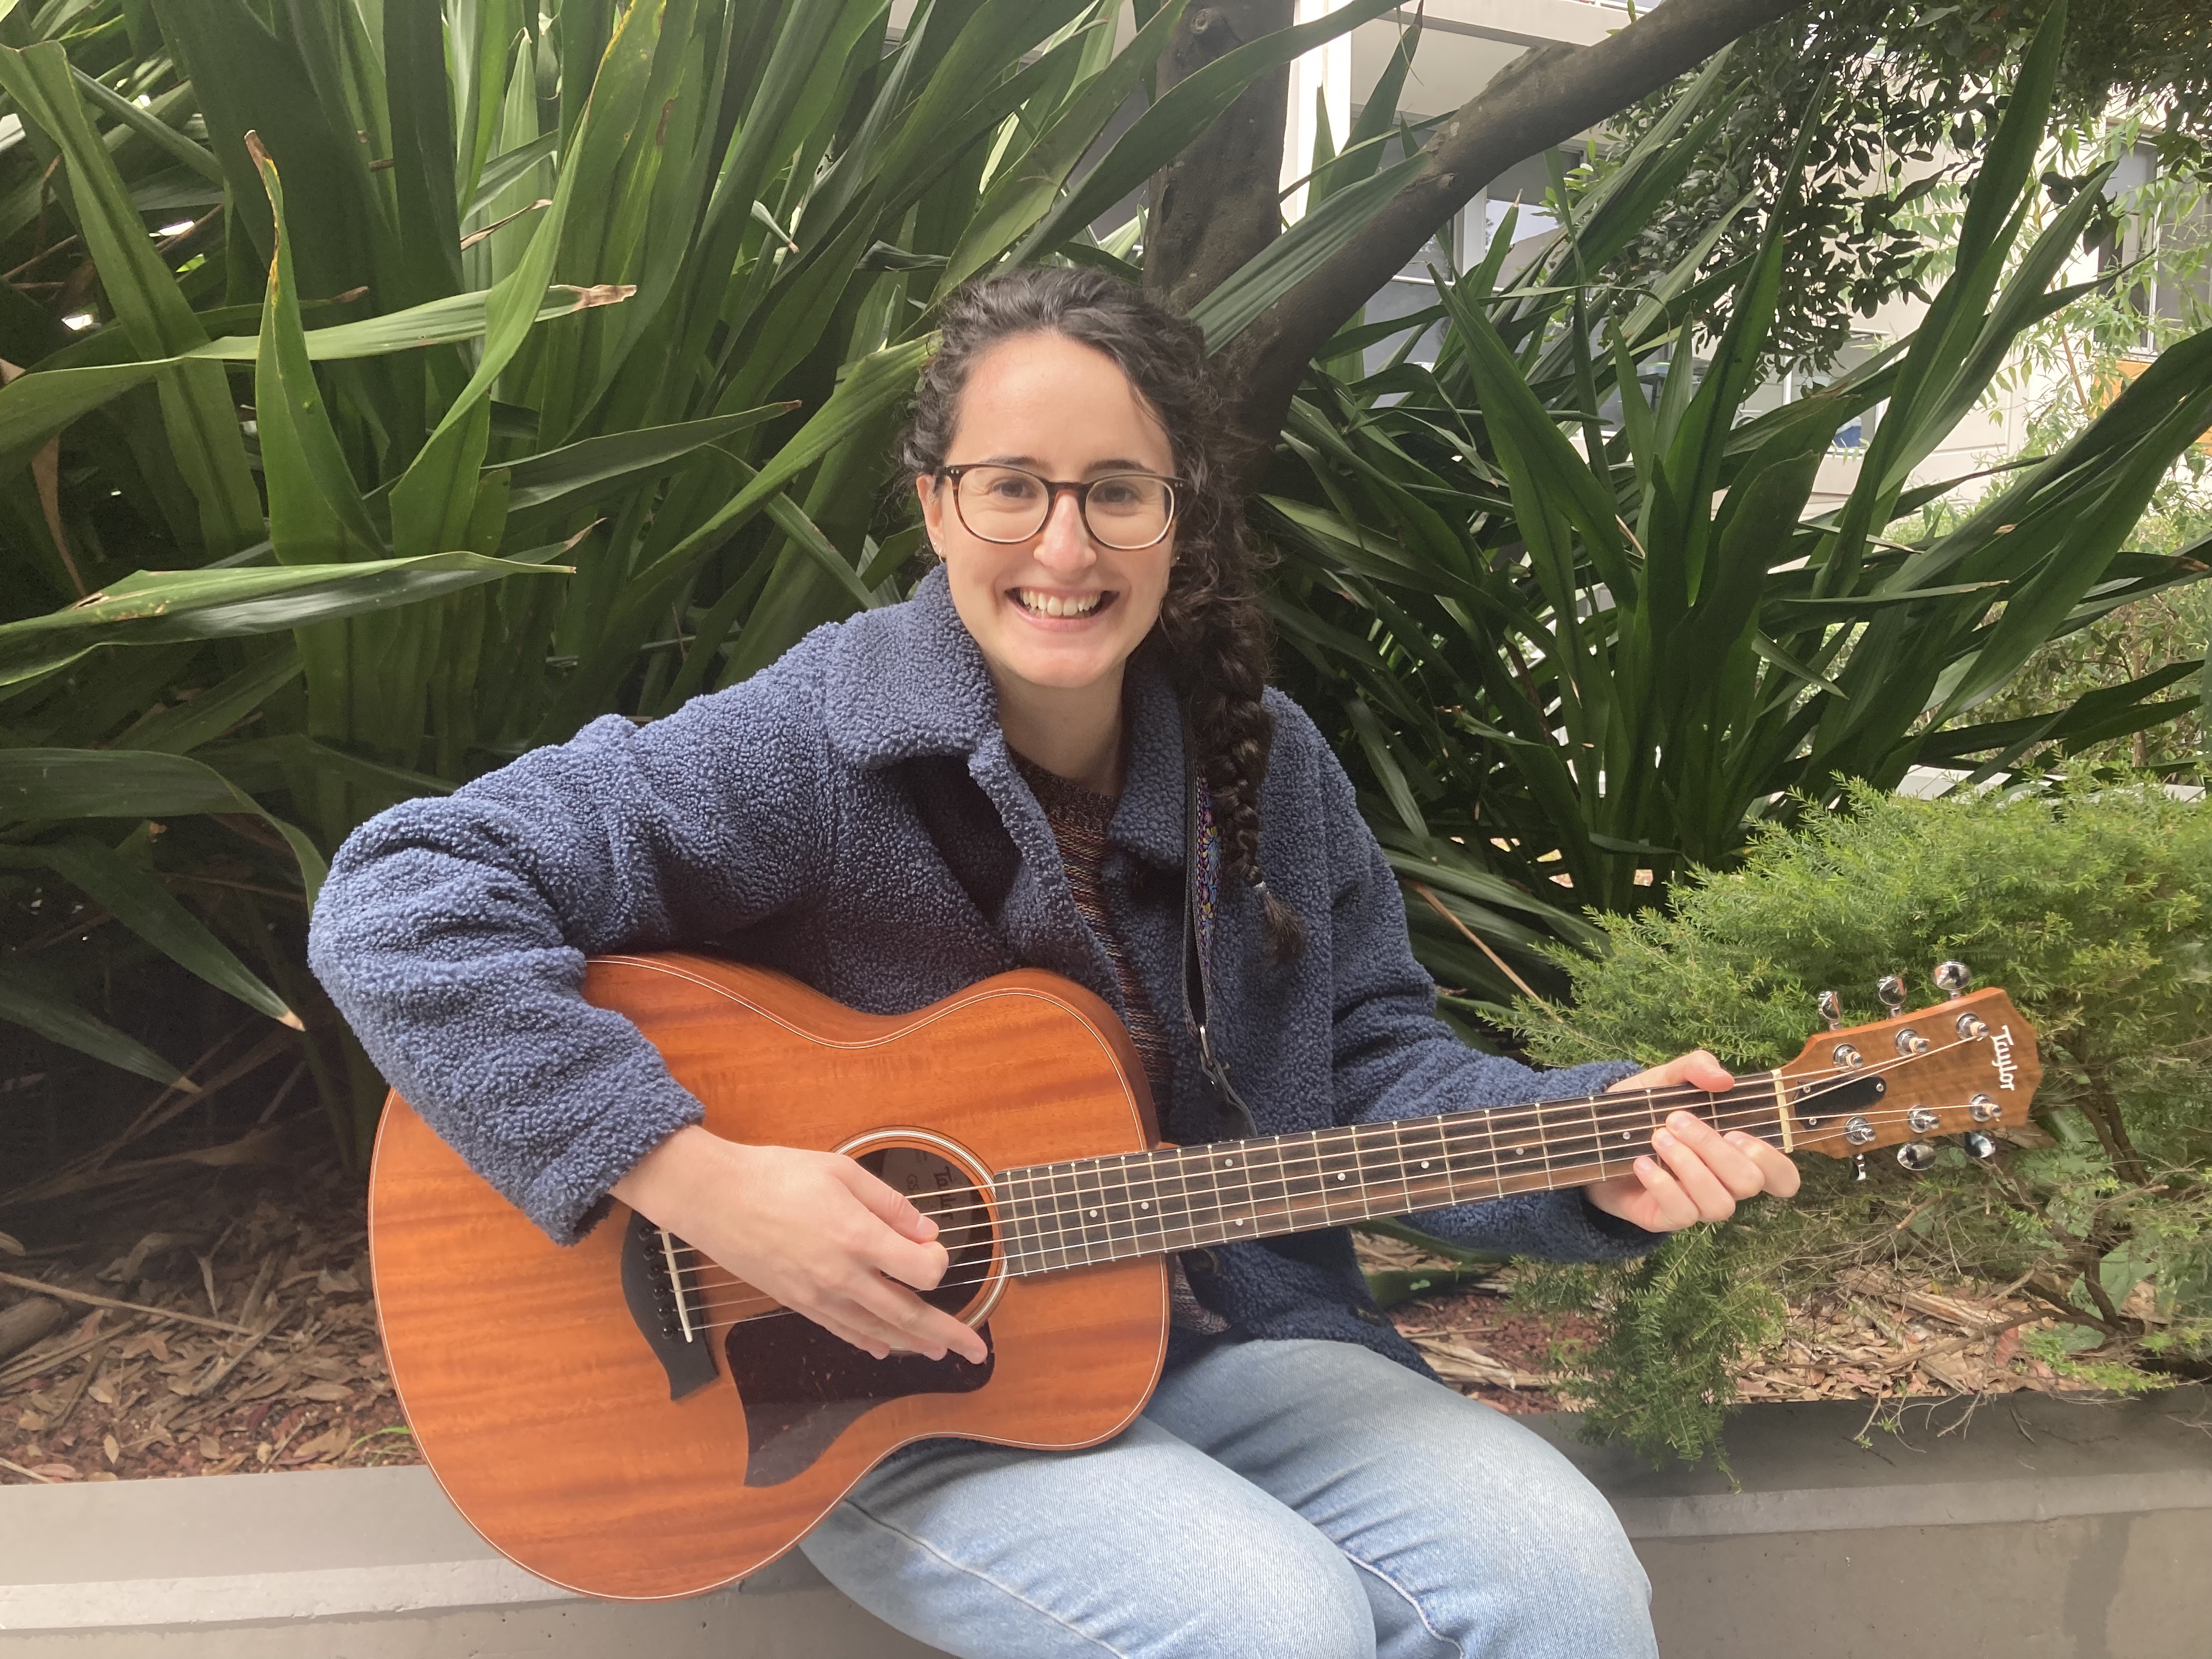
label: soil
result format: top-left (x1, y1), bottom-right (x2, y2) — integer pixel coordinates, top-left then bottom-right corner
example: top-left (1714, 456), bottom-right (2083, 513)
top-left (0, 1159), bottom-right (2096, 1486)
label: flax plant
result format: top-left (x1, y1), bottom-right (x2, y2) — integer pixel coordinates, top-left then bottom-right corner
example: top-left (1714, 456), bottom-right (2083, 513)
top-left (0, 0), bottom-right (1394, 1136)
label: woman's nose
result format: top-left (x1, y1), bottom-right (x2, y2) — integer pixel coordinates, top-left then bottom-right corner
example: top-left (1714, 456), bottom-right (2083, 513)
top-left (1033, 490), bottom-right (1096, 572)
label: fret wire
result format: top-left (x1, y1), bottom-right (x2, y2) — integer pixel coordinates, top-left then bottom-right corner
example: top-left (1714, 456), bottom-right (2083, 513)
top-left (1177, 1140), bottom-right (1218, 1252)
top-left (1125, 1147), bottom-right (1164, 1256)
top-left (1385, 1118), bottom-right (1417, 1217)
top-left (1347, 1122), bottom-right (1378, 1221)
top-left (997, 1171), bottom-right (1031, 1277)
top-left (1583, 1095), bottom-right (1612, 1181)
top-left (1167, 1150), bottom-right (1203, 1256)
top-left (1306, 1128), bottom-right (1336, 1225)
top-left (1220, 1141), bottom-right (1256, 1240)
top-left (1330, 1126), bottom-right (1363, 1224)
top-left (1098, 1156), bottom-right (1131, 1261)
top-left (1405, 1114), bottom-right (1454, 1210)
top-left (1115, 1159), bottom-right (1150, 1256)
top-left (1005, 1165), bottom-right (1037, 1276)
top-left (1020, 1162), bottom-right (1052, 1274)
top-left (1157, 1144), bottom-right (1196, 1252)
top-left (1097, 1156), bottom-right (1127, 1260)
top-left (1073, 1158), bottom-right (1110, 1264)
top-left (1251, 1132), bottom-right (1293, 1235)
top-left (1047, 1160), bottom-right (1084, 1269)
top-left (1020, 1163), bottom-right (1060, 1276)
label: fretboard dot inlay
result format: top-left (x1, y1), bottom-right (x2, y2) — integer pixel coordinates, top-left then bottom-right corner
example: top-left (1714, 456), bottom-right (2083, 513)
top-left (1336, 1173), bottom-right (1347, 1182)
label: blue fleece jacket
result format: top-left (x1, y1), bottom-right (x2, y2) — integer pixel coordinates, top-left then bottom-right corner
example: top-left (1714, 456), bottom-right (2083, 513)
top-left (308, 567), bottom-right (1659, 1375)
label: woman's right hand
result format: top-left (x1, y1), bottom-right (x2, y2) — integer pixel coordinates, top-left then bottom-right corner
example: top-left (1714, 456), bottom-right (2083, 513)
top-left (611, 1125), bottom-right (988, 1364)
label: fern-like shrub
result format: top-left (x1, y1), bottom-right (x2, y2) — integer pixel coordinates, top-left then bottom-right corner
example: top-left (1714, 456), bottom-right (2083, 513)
top-left (1505, 779), bottom-right (2212, 1464)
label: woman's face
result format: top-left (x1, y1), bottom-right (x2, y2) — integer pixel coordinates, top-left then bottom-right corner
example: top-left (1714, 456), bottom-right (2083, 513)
top-left (917, 332), bottom-right (1177, 701)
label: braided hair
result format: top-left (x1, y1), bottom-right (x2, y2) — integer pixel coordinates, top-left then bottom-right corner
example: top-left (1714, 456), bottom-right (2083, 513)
top-left (899, 266), bottom-right (1306, 962)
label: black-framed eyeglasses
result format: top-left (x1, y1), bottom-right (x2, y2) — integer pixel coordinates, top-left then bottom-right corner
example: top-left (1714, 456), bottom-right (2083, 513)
top-left (938, 464), bottom-right (1180, 551)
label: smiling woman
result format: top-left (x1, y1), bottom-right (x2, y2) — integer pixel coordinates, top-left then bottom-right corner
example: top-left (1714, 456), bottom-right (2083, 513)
top-left (915, 333), bottom-right (1180, 795)
top-left (309, 266), bottom-right (1795, 1659)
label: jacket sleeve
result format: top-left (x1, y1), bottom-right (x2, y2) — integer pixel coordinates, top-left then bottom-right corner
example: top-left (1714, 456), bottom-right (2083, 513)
top-left (307, 641), bottom-right (837, 1244)
top-left (1283, 701), bottom-right (1664, 1263)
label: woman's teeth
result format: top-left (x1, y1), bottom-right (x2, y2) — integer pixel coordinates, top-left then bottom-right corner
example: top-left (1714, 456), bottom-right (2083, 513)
top-left (1015, 590), bottom-right (1104, 618)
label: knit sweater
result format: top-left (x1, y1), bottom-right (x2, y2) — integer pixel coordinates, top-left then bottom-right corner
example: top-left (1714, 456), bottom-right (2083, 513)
top-left (307, 566), bottom-right (1661, 1377)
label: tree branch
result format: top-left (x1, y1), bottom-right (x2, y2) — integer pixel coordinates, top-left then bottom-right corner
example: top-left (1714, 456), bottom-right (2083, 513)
top-left (1146, 0), bottom-right (1295, 315)
top-left (1214, 0), bottom-right (1811, 471)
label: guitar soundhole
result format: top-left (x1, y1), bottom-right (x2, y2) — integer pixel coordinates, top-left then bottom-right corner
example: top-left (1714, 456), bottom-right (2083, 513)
top-left (857, 1145), bottom-right (1000, 1318)
top-left (726, 1141), bottom-right (1001, 1488)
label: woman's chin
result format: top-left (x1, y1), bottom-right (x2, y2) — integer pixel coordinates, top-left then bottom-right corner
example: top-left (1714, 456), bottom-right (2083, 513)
top-left (1013, 654), bottom-right (1132, 699)
top-left (996, 640), bottom-right (1130, 695)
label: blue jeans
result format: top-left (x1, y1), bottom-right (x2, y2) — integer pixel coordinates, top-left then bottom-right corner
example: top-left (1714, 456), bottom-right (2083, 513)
top-left (797, 1336), bottom-right (1656, 1659)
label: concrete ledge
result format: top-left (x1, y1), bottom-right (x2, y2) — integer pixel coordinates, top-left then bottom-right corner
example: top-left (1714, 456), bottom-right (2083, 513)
top-left (3, 1386), bottom-right (2206, 1658)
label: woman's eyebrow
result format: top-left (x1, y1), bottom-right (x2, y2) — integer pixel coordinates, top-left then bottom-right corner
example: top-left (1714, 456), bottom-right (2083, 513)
top-left (975, 453), bottom-right (1155, 473)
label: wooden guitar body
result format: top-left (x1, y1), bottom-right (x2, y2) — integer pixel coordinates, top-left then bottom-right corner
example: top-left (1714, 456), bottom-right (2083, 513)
top-left (369, 952), bottom-right (1169, 1601)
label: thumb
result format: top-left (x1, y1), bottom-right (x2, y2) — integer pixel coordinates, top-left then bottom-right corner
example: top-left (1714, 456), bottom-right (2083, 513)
top-left (844, 1161), bottom-right (939, 1243)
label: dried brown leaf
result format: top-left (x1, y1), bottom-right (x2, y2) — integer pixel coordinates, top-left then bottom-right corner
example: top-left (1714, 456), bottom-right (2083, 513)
top-left (293, 1381), bottom-right (351, 1403)
top-left (285, 1426), bottom-right (349, 1464)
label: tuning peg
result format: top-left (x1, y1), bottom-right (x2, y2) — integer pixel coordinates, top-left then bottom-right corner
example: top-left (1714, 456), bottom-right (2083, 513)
top-left (1816, 989), bottom-right (1843, 1031)
top-left (1877, 974), bottom-right (1907, 1015)
top-left (1957, 1131), bottom-right (1997, 1161)
top-left (1853, 1153), bottom-right (1868, 1182)
top-left (1934, 960), bottom-right (1971, 1000)
top-left (1895, 1141), bottom-right (1939, 1172)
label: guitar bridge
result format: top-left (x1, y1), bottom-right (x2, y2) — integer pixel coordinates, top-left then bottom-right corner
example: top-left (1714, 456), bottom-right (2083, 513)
top-left (620, 1210), bottom-right (718, 1400)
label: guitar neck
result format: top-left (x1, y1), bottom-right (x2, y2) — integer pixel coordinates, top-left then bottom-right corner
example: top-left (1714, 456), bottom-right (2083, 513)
top-left (992, 1074), bottom-right (1790, 1276)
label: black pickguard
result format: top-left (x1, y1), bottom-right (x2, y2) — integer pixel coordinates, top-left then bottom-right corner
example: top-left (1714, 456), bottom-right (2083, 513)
top-left (726, 1313), bottom-right (994, 1487)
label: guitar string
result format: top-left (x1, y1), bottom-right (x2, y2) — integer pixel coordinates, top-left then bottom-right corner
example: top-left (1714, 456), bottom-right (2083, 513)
top-left (663, 1025), bottom-right (1989, 1285)
top-left (664, 1088), bottom-right (1988, 1324)
top-left (659, 1072), bottom-right (1771, 1274)
top-left (668, 1088), bottom-right (2000, 1338)
top-left (664, 1035), bottom-right (1990, 1299)
top-left (663, 1051), bottom-right (1931, 1277)
top-left (662, 1031), bottom-right (2004, 1323)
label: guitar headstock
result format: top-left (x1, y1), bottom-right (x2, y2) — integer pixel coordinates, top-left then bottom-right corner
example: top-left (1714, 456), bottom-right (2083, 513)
top-left (1778, 963), bottom-right (2041, 1171)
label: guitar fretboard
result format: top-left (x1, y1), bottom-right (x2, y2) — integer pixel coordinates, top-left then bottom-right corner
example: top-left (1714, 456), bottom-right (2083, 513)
top-left (990, 1076), bottom-right (1786, 1276)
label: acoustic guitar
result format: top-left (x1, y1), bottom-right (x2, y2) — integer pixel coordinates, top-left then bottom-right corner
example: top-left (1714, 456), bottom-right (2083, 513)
top-left (368, 951), bottom-right (2041, 1599)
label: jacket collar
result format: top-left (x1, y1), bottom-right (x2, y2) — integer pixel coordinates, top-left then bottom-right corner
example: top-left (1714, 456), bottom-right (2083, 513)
top-left (825, 566), bottom-right (1186, 868)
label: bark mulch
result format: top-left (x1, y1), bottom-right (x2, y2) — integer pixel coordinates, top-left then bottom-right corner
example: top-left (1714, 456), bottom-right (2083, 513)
top-left (1355, 1232), bottom-right (2102, 1417)
top-left (1, 1159), bottom-right (408, 1486)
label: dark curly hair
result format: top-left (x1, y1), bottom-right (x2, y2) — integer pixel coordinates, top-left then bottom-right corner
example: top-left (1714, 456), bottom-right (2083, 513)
top-left (899, 266), bottom-right (1305, 962)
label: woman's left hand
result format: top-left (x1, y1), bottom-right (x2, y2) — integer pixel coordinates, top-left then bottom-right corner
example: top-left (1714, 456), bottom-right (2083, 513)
top-left (1582, 1050), bottom-right (1802, 1233)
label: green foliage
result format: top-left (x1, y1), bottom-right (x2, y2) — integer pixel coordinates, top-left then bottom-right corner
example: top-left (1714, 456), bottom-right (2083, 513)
top-left (1265, 14), bottom-right (2212, 1013)
top-left (1506, 781), bottom-right (2212, 1462)
top-left (0, 0), bottom-right (1403, 1147)
top-left (1592, 0), bottom-right (2212, 375)
top-left (1516, 1223), bottom-right (1788, 1470)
